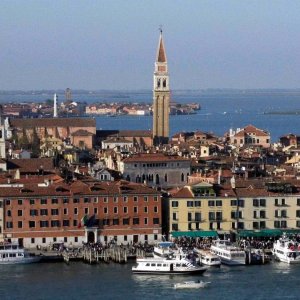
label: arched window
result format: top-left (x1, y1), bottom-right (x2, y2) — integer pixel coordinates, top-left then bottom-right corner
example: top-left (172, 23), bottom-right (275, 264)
top-left (157, 79), bottom-right (161, 88)
top-left (142, 174), bottom-right (146, 182)
top-left (126, 175), bottom-right (130, 181)
top-left (155, 174), bottom-right (160, 185)
top-left (181, 173), bottom-right (185, 182)
top-left (0, 130), bottom-right (2, 139)
top-left (165, 174), bottom-right (168, 182)
top-left (163, 79), bottom-right (166, 88)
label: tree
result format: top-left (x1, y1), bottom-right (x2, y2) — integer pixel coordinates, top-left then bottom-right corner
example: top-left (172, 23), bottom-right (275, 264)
top-left (19, 128), bottom-right (30, 150)
top-left (31, 128), bottom-right (40, 158)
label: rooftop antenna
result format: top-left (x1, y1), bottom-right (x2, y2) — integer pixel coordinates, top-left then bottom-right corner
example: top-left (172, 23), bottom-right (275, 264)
top-left (159, 25), bottom-right (163, 34)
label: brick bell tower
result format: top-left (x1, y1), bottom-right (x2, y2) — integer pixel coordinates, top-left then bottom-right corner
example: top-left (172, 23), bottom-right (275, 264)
top-left (153, 29), bottom-right (170, 146)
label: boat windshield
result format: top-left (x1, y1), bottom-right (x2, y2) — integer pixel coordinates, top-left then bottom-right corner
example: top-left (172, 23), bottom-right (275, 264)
top-left (157, 242), bottom-right (174, 248)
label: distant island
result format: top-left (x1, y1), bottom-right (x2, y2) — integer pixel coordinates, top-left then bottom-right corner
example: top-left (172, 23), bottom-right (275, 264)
top-left (0, 99), bottom-right (201, 118)
top-left (85, 101), bottom-right (200, 116)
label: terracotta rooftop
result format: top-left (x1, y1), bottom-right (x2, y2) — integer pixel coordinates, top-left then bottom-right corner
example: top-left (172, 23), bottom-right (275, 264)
top-left (6, 158), bottom-right (55, 173)
top-left (170, 187), bottom-right (194, 198)
top-left (96, 130), bottom-right (152, 138)
top-left (234, 125), bottom-right (269, 137)
top-left (71, 129), bottom-right (94, 136)
top-left (103, 137), bottom-right (133, 144)
top-left (10, 117), bottom-right (96, 128)
top-left (0, 179), bottom-right (161, 198)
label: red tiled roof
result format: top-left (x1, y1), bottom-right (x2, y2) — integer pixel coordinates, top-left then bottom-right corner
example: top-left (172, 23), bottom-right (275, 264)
top-left (10, 117), bottom-right (96, 128)
top-left (71, 129), bottom-right (94, 136)
top-left (0, 179), bottom-right (161, 198)
top-left (96, 130), bottom-right (152, 138)
top-left (234, 125), bottom-right (269, 137)
top-left (6, 158), bottom-right (55, 173)
top-left (171, 187), bottom-right (194, 198)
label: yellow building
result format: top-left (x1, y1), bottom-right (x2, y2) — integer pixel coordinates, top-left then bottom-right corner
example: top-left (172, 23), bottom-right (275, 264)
top-left (168, 181), bottom-right (300, 238)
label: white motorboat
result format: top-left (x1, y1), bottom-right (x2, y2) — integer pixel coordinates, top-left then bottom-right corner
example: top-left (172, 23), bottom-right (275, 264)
top-left (273, 235), bottom-right (300, 264)
top-left (174, 280), bottom-right (210, 289)
top-left (194, 249), bottom-right (221, 266)
top-left (210, 240), bottom-right (246, 265)
top-left (132, 257), bottom-right (208, 275)
top-left (0, 243), bottom-right (41, 264)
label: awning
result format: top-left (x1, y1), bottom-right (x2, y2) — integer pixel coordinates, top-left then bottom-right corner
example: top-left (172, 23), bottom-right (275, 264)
top-left (171, 231), bottom-right (218, 238)
top-left (238, 229), bottom-right (282, 238)
top-left (282, 229), bottom-right (300, 235)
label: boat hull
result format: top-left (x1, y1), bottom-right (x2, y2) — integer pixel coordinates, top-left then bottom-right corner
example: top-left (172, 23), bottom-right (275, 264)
top-left (219, 257), bottom-right (245, 265)
top-left (0, 257), bottom-right (41, 264)
top-left (273, 255), bottom-right (300, 264)
top-left (132, 268), bottom-right (207, 275)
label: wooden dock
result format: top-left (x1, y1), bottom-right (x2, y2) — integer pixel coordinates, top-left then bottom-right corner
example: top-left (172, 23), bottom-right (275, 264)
top-left (28, 245), bottom-right (147, 265)
top-left (62, 246), bottom-right (146, 264)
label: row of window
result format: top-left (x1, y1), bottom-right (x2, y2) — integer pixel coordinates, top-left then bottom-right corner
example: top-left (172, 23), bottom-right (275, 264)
top-left (172, 220), bottom-right (300, 232)
top-left (172, 200), bottom-right (245, 208)
top-left (133, 163), bottom-right (180, 168)
top-left (172, 198), bottom-right (300, 208)
top-left (4, 196), bottom-right (158, 206)
top-left (7, 206), bottom-right (159, 217)
top-left (29, 234), bottom-right (159, 245)
top-left (6, 217), bottom-right (160, 229)
top-left (233, 138), bottom-right (270, 144)
top-left (173, 210), bottom-right (300, 221)
top-left (135, 173), bottom-right (187, 184)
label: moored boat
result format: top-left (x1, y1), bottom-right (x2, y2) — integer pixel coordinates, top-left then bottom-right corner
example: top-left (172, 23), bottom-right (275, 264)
top-left (210, 239), bottom-right (246, 265)
top-left (194, 249), bottom-right (221, 267)
top-left (272, 235), bottom-right (300, 264)
top-left (0, 242), bottom-right (41, 264)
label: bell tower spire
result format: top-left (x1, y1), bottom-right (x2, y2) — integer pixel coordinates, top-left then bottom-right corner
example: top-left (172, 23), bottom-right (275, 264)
top-left (153, 28), bottom-right (170, 145)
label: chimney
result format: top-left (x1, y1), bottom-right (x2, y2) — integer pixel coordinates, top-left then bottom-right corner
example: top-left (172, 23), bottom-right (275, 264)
top-left (14, 169), bottom-right (20, 180)
top-left (217, 169), bottom-right (221, 185)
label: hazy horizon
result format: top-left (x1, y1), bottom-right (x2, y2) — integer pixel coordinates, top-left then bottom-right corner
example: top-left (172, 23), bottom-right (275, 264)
top-left (1, 1), bottom-right (300, 90)
top-left (1, 88), bottom-right (300, 93)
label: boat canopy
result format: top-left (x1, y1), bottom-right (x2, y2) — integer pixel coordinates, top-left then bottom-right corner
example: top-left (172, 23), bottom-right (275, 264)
top-left (171, 231), bottom-right (218, 238)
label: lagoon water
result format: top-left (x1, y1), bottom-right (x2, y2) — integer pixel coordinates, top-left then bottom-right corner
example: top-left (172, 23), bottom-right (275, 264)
top-left (1, 90), bottom-right (300, 141)
top-left (1, 90), bottom-right (300, 298)
top-left (1, 261), bottom-right (300, 300)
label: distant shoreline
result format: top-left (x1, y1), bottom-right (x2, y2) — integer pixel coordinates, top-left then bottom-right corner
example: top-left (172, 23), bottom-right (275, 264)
top-left (1, 89), bottom-right (300, 95)
top-left (264, 111), bottom-right (300, 115)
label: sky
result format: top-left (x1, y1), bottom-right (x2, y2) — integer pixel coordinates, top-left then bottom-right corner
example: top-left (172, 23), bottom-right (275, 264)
top-left (0, 0), bottom-right (300, 90)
